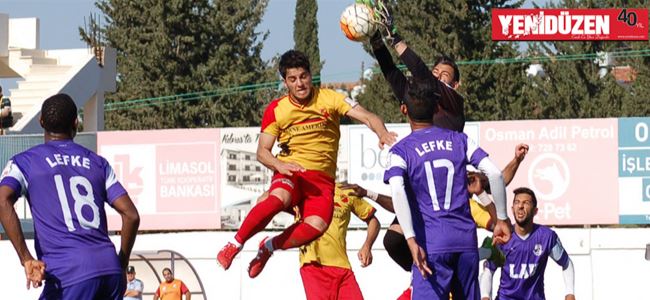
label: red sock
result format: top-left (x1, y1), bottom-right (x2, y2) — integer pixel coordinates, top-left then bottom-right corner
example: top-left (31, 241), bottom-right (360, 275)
top-left (272, 222), bottom-right (322, 250)
top-left (235, 195), bottom-right (284, 244)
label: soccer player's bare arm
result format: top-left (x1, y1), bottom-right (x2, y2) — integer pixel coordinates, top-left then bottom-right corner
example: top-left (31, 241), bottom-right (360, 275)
top-left (345, 105), bottom-right (397, 148)
top-left (0, 186), bottom-right (29, 262)
top-left (502, 143), bottom-right (529, 186)
top-left (256, 132), bottom-right (305, 176)
top-left (338, 183), bottom-right (395, 212)
top-left (112, 194), bottom-right (140, 271)
top-left (358, 216), bottom-right (380, 267)
top-left (0, 185), bottom-right (45, 289)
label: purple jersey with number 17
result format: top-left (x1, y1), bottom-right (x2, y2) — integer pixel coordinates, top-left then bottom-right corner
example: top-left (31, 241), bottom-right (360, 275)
top-left (383, 126), bottom-right (488, 253)
top-left (0, 140), bottom-right (127, 288)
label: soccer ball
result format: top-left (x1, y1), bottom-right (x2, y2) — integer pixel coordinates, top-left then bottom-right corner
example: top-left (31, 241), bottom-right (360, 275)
top-left (340, 4), bottom-right (378, 42)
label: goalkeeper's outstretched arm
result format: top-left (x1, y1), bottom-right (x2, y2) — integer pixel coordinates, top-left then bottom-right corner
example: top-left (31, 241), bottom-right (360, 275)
top-left (370, 32), bottom-right (408, 103)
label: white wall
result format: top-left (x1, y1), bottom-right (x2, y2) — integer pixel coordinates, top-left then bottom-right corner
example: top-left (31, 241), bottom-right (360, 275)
top-left (1, 228), bottom-right (649, 299)
top-left (8, 18), bottom-right (39, 49)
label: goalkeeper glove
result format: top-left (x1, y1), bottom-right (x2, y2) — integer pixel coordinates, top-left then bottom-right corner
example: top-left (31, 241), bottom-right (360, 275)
top-left (370, 0), bottom-right (402, 47)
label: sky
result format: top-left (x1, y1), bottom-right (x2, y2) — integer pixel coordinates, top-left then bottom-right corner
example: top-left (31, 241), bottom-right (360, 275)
top-left (0, 0), bottom-right (543, 93)
top-left (0, 0), bottom-right (377, 92)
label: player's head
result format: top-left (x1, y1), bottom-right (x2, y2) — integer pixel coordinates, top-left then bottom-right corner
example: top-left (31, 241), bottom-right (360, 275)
top-left (279, 50), bottom-right (313, 102)
top-left (127, 266), bottom-right (136, 281)
top-left (400, 77), bottom-right (438, 124)
top-left (512, 187), bottom-right (538, 227)
top-left (468, 171), bottom-right (490, 194)
top-left (432, 55), bottom-right (460, 89)
top-left (162, 267), bottom-right (174, 282)
top-left (40, 94), bottom-right (78, 137)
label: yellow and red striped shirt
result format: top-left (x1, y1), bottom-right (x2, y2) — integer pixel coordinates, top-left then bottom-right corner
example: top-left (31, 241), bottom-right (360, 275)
top-left (299, 184), bottom-right (376, 269)
top-left (261, 88), bottom-right (357, 177)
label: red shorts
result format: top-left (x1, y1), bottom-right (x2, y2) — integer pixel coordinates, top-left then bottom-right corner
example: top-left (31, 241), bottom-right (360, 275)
top-left (300, 263), bottom-right (363, 300)
top-left (269, 170), bottom-right (335, 224)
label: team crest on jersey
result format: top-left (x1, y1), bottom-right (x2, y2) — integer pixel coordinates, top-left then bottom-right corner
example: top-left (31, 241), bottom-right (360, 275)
top-left (533, 243), bottom-right (543, 256)
top-left (319, 108), bottom-right (331, 119)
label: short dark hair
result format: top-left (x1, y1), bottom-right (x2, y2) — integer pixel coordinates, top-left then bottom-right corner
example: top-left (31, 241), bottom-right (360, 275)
top-left (434, 55), bottom-right (460, 83)
top-left (513, 187), bottom-right (537, 208)
top-left (162, 267), bottom-right (172, 274)
top-left (279, 50), bottom-right (311, 79)
top-left (404, 77), bottom-right (439, 122)
top-left (41, 94), bottom-right (77, 134)
top-left (468, 171), bottom-right (490, 194)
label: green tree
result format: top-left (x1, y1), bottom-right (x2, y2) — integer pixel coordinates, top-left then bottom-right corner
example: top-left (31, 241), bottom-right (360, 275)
top-left (358, 0), bottom-right (527, 123)
top-left (293, 0), bottom-right (322, 84)
top-left (88, 0), bottom-right (274, 129)
top-left (521, 0), bottom-right (650, 119)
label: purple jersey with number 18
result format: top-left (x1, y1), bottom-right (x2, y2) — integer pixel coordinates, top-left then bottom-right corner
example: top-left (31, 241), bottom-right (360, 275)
top-left (0, 140), bottom-right (127, 288)
top-left (383, 126), bottom-right (489, 253)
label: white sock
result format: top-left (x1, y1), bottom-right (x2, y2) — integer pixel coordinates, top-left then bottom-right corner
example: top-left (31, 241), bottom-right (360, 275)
top-left (231, 239), bottom-right (242, 248)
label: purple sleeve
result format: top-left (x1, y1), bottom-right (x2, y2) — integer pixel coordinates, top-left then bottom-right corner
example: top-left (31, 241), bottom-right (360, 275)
top-left (0, 177), bottom-right (22, 195)
top-left (550, 231), bottom-right (570, 268)
top-left (104, 160), bottom-right (127, 205)
top-left (465, 134), bottom-right (489, 167)
top-left (383, 147), bottom-right (408, 184)
top-left (484, 260), bottom-right (498, 272)
top-left (0, 159), bottom-right (26, 196)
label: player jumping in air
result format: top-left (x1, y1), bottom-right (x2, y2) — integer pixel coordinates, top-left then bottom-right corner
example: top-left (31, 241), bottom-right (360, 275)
top-left (217, 50), bottom-right (396, 278)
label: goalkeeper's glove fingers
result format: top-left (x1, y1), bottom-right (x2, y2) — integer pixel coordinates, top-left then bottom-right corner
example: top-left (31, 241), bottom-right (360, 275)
top-left (354, 0), bottom-right (377, 7)
top-left (371, 1), bottom-right (402, 46)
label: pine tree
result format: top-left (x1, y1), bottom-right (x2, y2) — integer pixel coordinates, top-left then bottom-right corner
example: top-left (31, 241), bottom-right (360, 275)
top-left (293, 0), bottom-right (322, 84)
top-left (91, 0), bottom-right (273, 129)
top-left (521, 0), bottom-right (650, 119)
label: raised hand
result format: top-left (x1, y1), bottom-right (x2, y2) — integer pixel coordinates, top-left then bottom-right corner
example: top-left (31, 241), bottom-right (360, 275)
top-left (514, 143), bottom-right (529, 162)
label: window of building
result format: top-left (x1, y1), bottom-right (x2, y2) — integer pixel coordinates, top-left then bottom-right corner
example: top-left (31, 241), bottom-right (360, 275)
top-left (228, 175), bottom-right (236, 182)
top-left (228, 165), bottom-right (236, 171)
top-left (228, 153), bottom-right (237, 159)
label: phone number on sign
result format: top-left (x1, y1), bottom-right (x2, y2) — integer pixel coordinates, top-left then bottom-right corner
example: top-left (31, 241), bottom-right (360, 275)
top-left (534, 143), bottom-right (577, 153)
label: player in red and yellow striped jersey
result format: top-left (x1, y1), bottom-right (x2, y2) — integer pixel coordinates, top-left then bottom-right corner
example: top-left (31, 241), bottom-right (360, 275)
top-left (299, 183), bottom-right (380, 300)
top-left (218, 50), bottom-right (397, 279)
